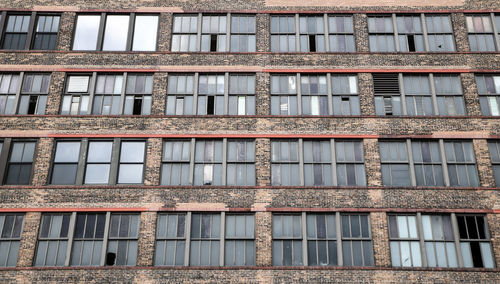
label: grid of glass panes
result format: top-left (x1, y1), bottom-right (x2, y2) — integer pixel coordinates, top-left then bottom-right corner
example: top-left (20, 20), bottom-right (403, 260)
top-left (32, 15), bottom-right (60, 50)
top-left (0, 214), bottom-right (24, 267)
top-left (331, 75), bottom-right (360, 115)
top-left (444, 141), bottom-right (479, 187)
top-left (487, 141), bottom-right (500, 187)
top-left (117, 141), bottom-right (145, 184)
top-left (155, 213), bottom-right (186, 266)
top-left (379, 141), bottom-right (411, 186)
top-left (335, 140), bottom-right (366, 186)
top-left (166, 74), bottom-right (195, 115)
top-left (106, 214), bottom-right (139, 266)
top-left (230, 15), bottom-right (256, 52)
top-left (270, 75), bottom-right (298, 115)
top-left (124, 74), bottom-right (153, 115)
top-left (201, 16), bottom-right (227, 52)
top-left (434, 75), bottom-right (465, 115)
top-left (194, 140), bottom-right (223, 185)
top-left (0, 74), bottom-right (19, 115)
top-left (161, 140), bottom-right (191, 185)
top-left (426, 15), bottom-right (455, 52)
top-left (70, 213), bottom-right (106, 266)
top-left (303, 140), bottom-right (332, 186)
top-left (388, 215), bottom-right (422, 267)
top-left (2, 15), bottom-right (30, 49)
top-left (92, 74), bottom-right (123, 115)
top-left (328, 16), bottom-right (355, 52)
top-left (300, 75), bottom-right (328, 115)
top-left (368, 16), bottom-right (396, 52)
top-left (422, 215), bottom-right (458, 267)
top-left (466, 15), bottom-right (498, 52)
top-left (225, 214), bottom-right (255, 266)
top-left (226, 140), bottom-right (255, 186)
top-left (396, 15), bottom-right (425, 52)
top-left (457, 215), bottom-right (495, 268)
top-left (272, 214), bottom-right (303, 266)
top-left (271, 140), bottom-right (300, 186)
top-left (306, 214), bottom-right (337, 266)
top-left (299, 16), bottom-right (325, 52)
top-left (84, 141), bottom-right (113, 184)
top-left (197, 75), bottom-right (225, 115)
top-left (172, 15), bottom-right (198, 52)
top-left (61, 75), bottom-right (91, 115)
top-left (34, 213), bottom-right (70, 266)
top-left (51, 141), bottom-right (81, 184)
top-left (190, 213), bottom-right (221, 266)
top-left (411, 141), bottom-right (444, 186)
top-left (341, 214), bottom-right (373, 266)
top-left (18, 74), bottom-right (50, 115)
top-left (5, 141), bottom-right (35, 185)
top-left (228, 74), bottom-right (255, 115)
top-left (476, 74), bottom-right (500, 116)
top-left (403, 75), bottom-right (434, 116)
top-left (271, 15), bottom-right (296, 52)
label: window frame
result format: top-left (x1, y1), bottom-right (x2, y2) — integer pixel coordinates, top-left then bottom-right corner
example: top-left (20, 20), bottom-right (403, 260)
top-left (0, 213), bottom-right (25, 267)
top-left (487, 140), bottom-right (500, 187)
top-left (0, 138), bottom-right (37, 185)
top-left (476, 74), bottom-right (500, 116)
top-left (466, 13), bottom-right (500, 52)
top-left (0, 72), bottom-right (51, 115)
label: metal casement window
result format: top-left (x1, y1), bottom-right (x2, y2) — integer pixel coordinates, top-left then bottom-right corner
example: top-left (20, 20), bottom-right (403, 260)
top-left (166, 73), bottom-right (256, 115)
top-left (380, 139), bottom-right (479, 187)
top-left (161, 139), bottom-right (256, 186)
top-left (3, 140), bottom-right (36, 185)
top-left (154, 212), bottom-right (255, 266)
top-left (0, 213), bottom-right (24, 267)
top-left (487, 140), bottom-right (500, 186)
top-left (34, 212), bottom-right (140, 267)
top-left (374, 73), bottom-right (465, 116)
top-left (388, 213), bottom-right (495, 268)
top-left (171, 13), bottom-right (256, 52)
top-left (466, 14), bottom-right (500, 52)
top-left (61, 72), bottom-right (153, 115)
top-left (271, 14), bottom-right (355, 52)
top-left (0, 72), bottom-right (51, 115)
top-left (271, 73), bottom-right (360, 116)
top-left (0, 12), bottom-right (61, 50)
top-left (476, 74), bottom-right (500, 116)
top-left (49, 138), bottom-right (146, 185)
top-left (272, 212), bottom-right (374, 266)
top-left (72, 13), bottom-right (159, 51)
top-left (368, 14), bottom-right (455, 52)
top-left (271, 139), bottom-right (366, 186)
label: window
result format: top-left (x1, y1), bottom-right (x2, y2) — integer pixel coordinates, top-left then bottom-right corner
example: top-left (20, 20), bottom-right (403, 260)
top-left (155, 213), bottom-right (255, 266)
top-left (271, 139), bottom-right (365, 186)
top-left (368, 14), bottom-right (455, 52)
top-left (331, 75), bottom-right (360, 115)
top-left (5, 141), bottom-right (35, 185)
top-left (300, 75), bottom-right (328, 115)
top-left (161, 139), bottom-right (255, 186)
top-left (172, 14), bottom-right (256, 52)
top-left (166, 73), bottom-right (256, 115)
top-left (476, 74), bottom-right (500, 116)
top-left (389, 213), bottom-right (494, 268)
top-left (271, 14), bottom-right (355, 52)
top-left (0, 74), bottom-right (20, 115)
top-left (466, 14), bottom-right (498, 52)
top-left (272, 213), bottom-right (373, 266)
top-left (1, 13), bottom-right (60, 50)
top-left (271, 75), bottom-right (298, 115)
top-left (72, 14), bottom-right (159, 51)
top-left (380, 139), bottom-right (479, 187)
top-left (61, 73), bottom-right (153, 115)
top-left (50, 139), bottom-right (146, 185)
top-left (488, 141), bottom-right (500, 187)
top-left (374, 73), bottom-right (464, 116)
top-left (35, 212), bottom-right (140, 267)
top-left (0, 213), bottom-right (24, 267)
top-left (0, 73), bottom-right (50, 115)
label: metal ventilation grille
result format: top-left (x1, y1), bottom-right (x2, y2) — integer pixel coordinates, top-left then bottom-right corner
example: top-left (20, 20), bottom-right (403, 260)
top-left (373, 73), bottom-right (400, 94)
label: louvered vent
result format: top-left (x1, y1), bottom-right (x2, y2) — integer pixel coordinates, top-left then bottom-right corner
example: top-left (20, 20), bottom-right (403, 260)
top-left (373, 73), bottom-right (400, 94)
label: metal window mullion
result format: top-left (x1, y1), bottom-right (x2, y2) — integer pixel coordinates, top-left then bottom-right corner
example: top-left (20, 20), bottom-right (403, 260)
top-left (301, 212), bottom-right (307, 266)
top-left (0, 11), bottom-right (6, 47)
top-left (0, 138), bottom-right (11, 184)
top-left (416, 213), bottom-right (427, 267)
top-left (87, 72), bottom-right (98, 114)
top-left (439, 139), bottom-right (450, 186)
top-left (96, 13), bottom-right (106, 50)
top-left (428, 74), bottom-right (440, 115)
top-left (126, 13), bottom-right (135, 51)
top-left (406, 139), bottom-right (417, 186)
top-left (220, 212), bottom-right (225, 266)
top-left (330, 139), bottom-right (338, 186)
top-left (326, 73), bottom-right (333, 115)
top-left (421, 14), bottom-right (430, 51)
top-left (398, 73), bottom-right (407, 115)
top-left (189, 139), bottom-right (195, 185)
top-left (109, 138), bottom-right (120, 185)
top-left (295, 14), bottom-right (300, 51)
top-left (487, 13), bottom-right (500, 51)
top-left (64, 212), bottom-right (77, 266)
top-left (196, 14), bottom-right (202, 51)
top-left (119, 72), bottom-right (127, 114)
top-left (298, 138), bottom-right (304, 186)
top-left (75, 138), bottom-right (88, 185)
top-left (392, 14), bottom-right (400, 52)
top-left (226, 13), bottom-right (231, 52)
top-left (336, 212), bottom-right (343, 266)
top-left (193, 73), bottom-right (199, 115)
top-left (224, 73), bottom-right (229, 114)
top-left (451, 213), bottom-right (464, 267)
top-left (222, 138), bottom-right (227, 185)
top-left (24, 12), bottom-right (36, 50)
top-left (296, 73), bottom-right (302, 115)
top-left (323, 14), bottom-right (330, 52)
top-left (100, 212), bottom-right (111, 266)
top-left (12, 72), bottom-right (24, 114)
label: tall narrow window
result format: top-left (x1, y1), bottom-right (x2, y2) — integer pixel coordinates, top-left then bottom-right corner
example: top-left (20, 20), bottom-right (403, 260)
top-left (197, 75), bottom-right (225, 115)
top-left (379, 141), bottom-right (410, 186)
top-left (476, 74), bottom-right (500, 116)
top-left (171, 15), bottom-right (198, 52)
top-left (299, 16), bottom-right (325, 52)
top-left (124, 74), bottom-right (153, 115)
top-left (18, 74), bottom-right (50, 115)
top-left (341, 214), bottom-right (373, 266)
top-left (84, 141), bottom-right (113, 184)
top-left (106, 214), bottom-right (139, 266)
top-left (102, 15), bottom-right (131, 51)
top-left (457, 215), bottom-right (495, 268)
top-left (72, 15), bottom-right (101, 51)
top-left (51, 141), bottom-right (81, 184)
top-left (368, 16), bottom-right (396, 52)
top-left (270, 75), bottom-right (298, 115)
top-left (70, 213), bottom-right (106, 266)
top-left (228, 74), bottom-right (255, 115)
top-left (336, 141), bottom-right (366, 186)
top-left (388, 215), bottom-right (422, 267)
top-left (166, 75), bottom-right (195, 115)
top-left (487, 141), bottom-right (500, 187)
top-left (331, 75), bottom-right (360, 115)
top-left (271, 140), bottom-right (300, 186)
top-left (306, 214), bottom-right (337, 266)
top-left (117, 141), bottom-right (145, 184)
top-left (161, 140), bottom-right (191, 185)
top-left (373, 74), bottom-right (402, 116)
top-left (34, 213), bottom-right (70, 266)
top-left (2, 15), bottom-right (30, 50)
top-left (328, 16), bottom-right (355, 52)
top-left (190, 213), bottom-right (221, 266)
top-left (5, 141), bottom-right (35, 185)
top-left (300, 75), bottom-right (328, 115)
top-left (201, 16), bottom-right (227, 52)
top-left (32, 15), bottom-right (60, 50)
top-left (132, 15), bottom-right (159, 51)
top-left (194, 140), bottom-right (223, 185)
top-left (271, 16), bottom-right (296, 52)
top-left (426, 15), bottom-right (455, 52)
top-left (422, 214), bottom-right (458, 267)
top-left (272, 214), bottom-right (303, 266)
top-left (92, 74), bottom-right (123, 115)
top-left (444, 141), bottom-right (479, 187)
top-left (0, 214), bottom-right (24, 267)
top-left (0, 74), bottom-right (20, 115)
top-left (396, 15), bottom-right (425, 52)
top-left (434, 75), bottom-right (465, 116)
top-left (226, 140), bottom-right (255, 186)
top-left (61, 75), bottom-right (90, 115)
top-left (303, 140), bottom-right (332, 186)
top-left (155, 213), bottom-right (186, 266)
top-left (230, 15), bottom-right (256, 52)
top-left (403, 75), bottom-right (434, 116)
top-left (225, 215), bottom-right (255, 266)
top-left (411, 141), bottom-right (444, 186)
top-left (466, 15), bottom-right (496, 52)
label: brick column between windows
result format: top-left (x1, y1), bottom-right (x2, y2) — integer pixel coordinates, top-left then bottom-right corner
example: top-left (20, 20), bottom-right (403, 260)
top-left (473, 139), bottom-right (496, 187)
top-left (32, 137), bottom-right (54, 186)
top-left (56, 12), bottom-right (75, 51)
top-left (255, 211), bottom-right (272, 266)
top-left (255, 138), bottom-right (271, 187)
top-left (256, 14), bottom-right (270, 53)
top-left (157, 13), bottom-right (172, 52)
top-left (461, 72), bottom-right (482, 116)
top-left (45, 72), bottom-right (65, 115)
top-left (487, 213), bottom-right (500, 267)
top-left (370, 211), bottom-right (391, 267)
top-left (256, 72), bottom-right (270, 116)
top-left (354, 14), bottom-right (369, 52)
top-left (151, 72), bottom-right (168, 115)
top-left (16, 212), bottom-right (41, 267)
top-left (364, 138), bottom-right (382, 187)
top-left (136, 211), bottom-right (157, 266)
top-left (452, 13), bottom-right (470, 52)
top-left (359, 73), bottom-right (375, 116)
top-left (144, 138), bottom-right (162, 186)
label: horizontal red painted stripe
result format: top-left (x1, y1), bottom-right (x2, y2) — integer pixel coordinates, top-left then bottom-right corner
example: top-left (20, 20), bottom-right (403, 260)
top-left (264, 69), bottom-right (472, 73)
top-left (58, 68), bottom-right (158, 73)
top-left (46, 133), bottom-right (380, 139)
